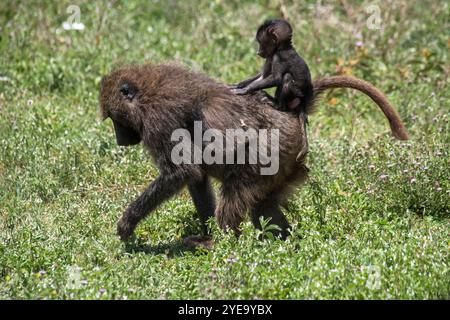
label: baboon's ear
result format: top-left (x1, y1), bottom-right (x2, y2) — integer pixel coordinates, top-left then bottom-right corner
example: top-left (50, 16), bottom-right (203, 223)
top-left (267, 26), bottom-right (278, 42)
top-left (119, 82), bottom-right (137, 101)
top-left (272, 21), bottom-right (292, 45)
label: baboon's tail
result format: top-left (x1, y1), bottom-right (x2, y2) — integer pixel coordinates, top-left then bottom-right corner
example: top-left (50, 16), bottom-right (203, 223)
top-left (308, 76), bottom-right (409, 140)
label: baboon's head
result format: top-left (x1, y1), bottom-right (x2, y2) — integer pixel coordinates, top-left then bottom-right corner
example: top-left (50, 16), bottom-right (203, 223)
top-left (99, 63), bottom-right (229, 146)
top-left (99, 67), bottom-right (144, 146)
top-left (256, 19), bottom-right (293, 58)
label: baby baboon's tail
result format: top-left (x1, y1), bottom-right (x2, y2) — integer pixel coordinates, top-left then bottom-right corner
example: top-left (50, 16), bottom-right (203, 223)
top-left (307, 76), bottom-right (409, 140)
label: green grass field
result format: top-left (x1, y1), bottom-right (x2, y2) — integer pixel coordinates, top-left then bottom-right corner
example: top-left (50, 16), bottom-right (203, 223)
top-left (0, 0), bottom-right (449, 299)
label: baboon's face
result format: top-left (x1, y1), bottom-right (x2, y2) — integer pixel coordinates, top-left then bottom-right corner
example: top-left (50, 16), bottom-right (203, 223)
top-left (112, 118), bottom-right (141, 146)
top-left (100, 76), bottom-right (142, 146)
top-left (256, 32), bottom-right (277, 58)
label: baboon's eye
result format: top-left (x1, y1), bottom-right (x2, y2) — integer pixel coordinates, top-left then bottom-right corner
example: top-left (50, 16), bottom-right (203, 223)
top-left (120, 83), bottom-right (136, 101)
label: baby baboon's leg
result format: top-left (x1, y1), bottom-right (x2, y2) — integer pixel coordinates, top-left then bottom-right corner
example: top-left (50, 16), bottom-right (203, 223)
top-left (258, 91), bottom-right (277, 107)
top-left (188, 175), bottom-right (216, 235)
top-left (251, 193), bottom-right (291, 240)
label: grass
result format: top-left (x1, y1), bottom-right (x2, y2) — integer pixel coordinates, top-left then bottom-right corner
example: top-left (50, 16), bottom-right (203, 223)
top-left (0, 0), bottom-right (449, 299)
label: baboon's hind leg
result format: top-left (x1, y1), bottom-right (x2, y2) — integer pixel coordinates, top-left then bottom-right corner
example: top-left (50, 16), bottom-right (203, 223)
top-left (251, 193), bottom-right (291, 240)
top-left (215, 181), bottom-right (254, 235)
top-left (183, 175), bottom-right (216, 250)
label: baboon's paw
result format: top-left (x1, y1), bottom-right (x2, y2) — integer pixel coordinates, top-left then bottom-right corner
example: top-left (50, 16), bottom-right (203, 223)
top-left (117, 218), bottom-right (135, 241)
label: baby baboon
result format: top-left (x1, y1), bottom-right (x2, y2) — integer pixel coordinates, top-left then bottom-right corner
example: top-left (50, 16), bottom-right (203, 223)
top-left (230, 19), bottom-right (313, 159)
top-left (99, 63), bottom-right (409, 243)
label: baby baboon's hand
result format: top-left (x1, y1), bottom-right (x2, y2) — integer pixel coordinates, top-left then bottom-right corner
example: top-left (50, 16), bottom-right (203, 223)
top-left (231, 88), bottom-right (249, 95)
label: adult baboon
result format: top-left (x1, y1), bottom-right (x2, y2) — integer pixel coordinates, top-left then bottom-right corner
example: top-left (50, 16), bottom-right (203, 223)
top-left (99, 63), bottom-right (408, 242)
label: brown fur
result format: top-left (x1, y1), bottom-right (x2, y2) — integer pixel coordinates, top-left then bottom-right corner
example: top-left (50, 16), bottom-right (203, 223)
top-left (99, 63), bottom-right (408, 242)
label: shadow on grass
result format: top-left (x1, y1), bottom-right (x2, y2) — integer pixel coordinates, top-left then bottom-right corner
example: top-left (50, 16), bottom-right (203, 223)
top-left (124, 239), bottom-right (193, 257)
top-left (124, 236), bottom-right (213, 257)
top-left (123, 214), bottom-right (210, 257)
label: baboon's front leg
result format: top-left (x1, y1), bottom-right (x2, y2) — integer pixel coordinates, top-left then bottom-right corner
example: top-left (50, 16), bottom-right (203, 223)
top-left (117, 172), bottom-right (186, 241)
